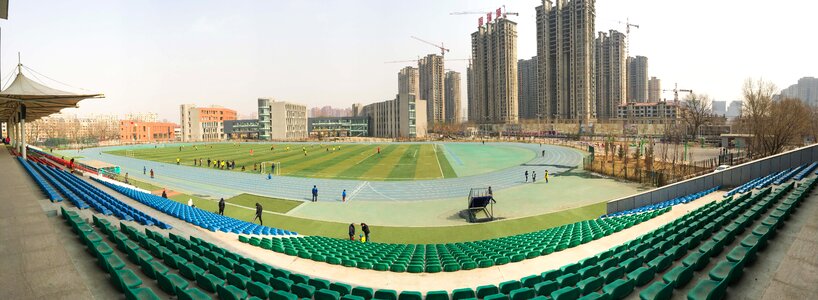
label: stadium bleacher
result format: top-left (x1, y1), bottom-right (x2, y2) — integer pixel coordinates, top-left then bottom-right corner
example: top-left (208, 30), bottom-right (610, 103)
top-left (17, 157), bottom-right (64, 202)
top-left (602, 186), bottom-right (719, 218)
top-left (238, 209), bottom-right (670, 274)
top-left (94, 178), bottom-right (296, 236)
top-left (52, 164), bottom-right (817, 300)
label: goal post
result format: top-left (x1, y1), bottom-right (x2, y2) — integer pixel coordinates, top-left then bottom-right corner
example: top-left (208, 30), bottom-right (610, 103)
top-left (261, 161), bottom-right (281, 175)
top-left (125, 150), bottom-right (135, 158)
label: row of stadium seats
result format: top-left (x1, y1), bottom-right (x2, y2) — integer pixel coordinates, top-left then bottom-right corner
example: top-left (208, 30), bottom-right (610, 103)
top-left (601, 186), bottom-right (719, 218)
top-left (26, 159), bottom-right (171, 229)
top-left (17, 157), bottom-right (63, 202)
top-left (94, 178), bottom-right (296, 236)
top-left (791, 162), bottom-right (817, 181)
top-left (724, 166), bottom-right (789, 197)
top-left (238, 209), bottom-right (670, 274)
top-left (57, 170), bottom-right (815, 300)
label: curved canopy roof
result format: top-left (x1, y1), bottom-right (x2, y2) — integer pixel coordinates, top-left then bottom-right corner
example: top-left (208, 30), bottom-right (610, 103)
top-left (0, 69), bottom-right (104, 122)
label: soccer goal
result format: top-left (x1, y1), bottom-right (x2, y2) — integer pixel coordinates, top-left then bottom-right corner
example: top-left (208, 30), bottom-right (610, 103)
top-left (261, 161), bottom-right (281, 175)
top-left (125, 150), bottom-right (135, 158)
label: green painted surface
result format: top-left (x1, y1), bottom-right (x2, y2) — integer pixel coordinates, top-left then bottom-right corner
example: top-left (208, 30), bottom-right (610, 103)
top-left (441, 143), bottom-right (536, 177)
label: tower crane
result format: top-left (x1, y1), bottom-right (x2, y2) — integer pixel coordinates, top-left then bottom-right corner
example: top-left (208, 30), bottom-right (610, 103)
top-left (450, 5), bottom-right (519, 27)
top-left (384, 58), bottom-right (470, 64)
top-left (663, 83), bottom-right (693, 102)
top-left (618, 18), bottom-right (639, 57)
top-left (410, 36), bottom-right (449, 57)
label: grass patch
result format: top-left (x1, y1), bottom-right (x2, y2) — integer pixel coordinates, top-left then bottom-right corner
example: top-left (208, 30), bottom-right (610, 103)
top-left (226, 193), bottom-right (302, 214)
top-left (435, 144), bottom-right (457, 178)
top-left (161, 185), bottom-right (606, 244)
top-left (105, 143), bottom-right (457, 181)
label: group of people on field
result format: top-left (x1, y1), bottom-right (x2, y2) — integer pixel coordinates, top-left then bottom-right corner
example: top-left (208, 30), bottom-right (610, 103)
top-left (188, 158), bottom-right (237, 170)
top-left (348, 223), bottom-right (371, 242)
top-left (524, 169), bottom-right (549, 183)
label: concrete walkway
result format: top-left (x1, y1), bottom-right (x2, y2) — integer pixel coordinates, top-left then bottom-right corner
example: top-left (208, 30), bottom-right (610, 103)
top-left (0, 149), bottom-right (97, 299)
top-left (67, 142), bottom-right (584, 201)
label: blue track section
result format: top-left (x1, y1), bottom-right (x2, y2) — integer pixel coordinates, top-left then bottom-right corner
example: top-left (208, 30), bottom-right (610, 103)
top-left (72, 142), bottom-right (585, 202)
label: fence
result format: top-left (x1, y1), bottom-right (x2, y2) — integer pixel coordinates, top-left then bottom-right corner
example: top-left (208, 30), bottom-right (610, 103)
top-left (606, 143), bottom-right (818, 214)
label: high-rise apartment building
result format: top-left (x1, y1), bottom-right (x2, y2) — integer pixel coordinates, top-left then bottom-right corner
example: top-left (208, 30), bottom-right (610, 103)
top-left (627, 56), bottom-right (649, 102)
top-left (711, 100), bottom-right (727, 116)
top-left (180, 104), bottom-right (237, 141)
top-left (648, 76), bottom-right (662, 102)
top-left (594, 30), bottom-right (626, 121)
top-left (518, 56), bottom-right (539, 120)
top-left (536, 0), bottom-right (596, 122)
top-left (444, 71), bottom-right (461, 124)
top-left (726, 101), bottom-right (743, 118)
top-left (419, 54), bottom-right (446, 126)
top-left (470, 17), bottom-right (518, 124)
top-left (780, 77), bottom-right (818, 106)
top-left (360, 66), bottom-right (427, 138)
top-left (257, 98), bottom-right (307, 140)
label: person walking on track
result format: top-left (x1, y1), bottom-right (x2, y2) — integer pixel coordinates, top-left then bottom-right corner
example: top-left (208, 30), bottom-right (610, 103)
top-left (312, 185), bottom-right (318, 202)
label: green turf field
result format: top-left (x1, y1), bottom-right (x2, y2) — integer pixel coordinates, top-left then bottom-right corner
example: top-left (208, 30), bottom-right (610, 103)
top-left (107, 143), bottom-right (458, 181)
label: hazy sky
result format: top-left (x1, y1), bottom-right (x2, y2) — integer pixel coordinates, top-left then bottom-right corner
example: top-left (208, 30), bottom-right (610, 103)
top-left (2, 0), bottom-right (816, 122)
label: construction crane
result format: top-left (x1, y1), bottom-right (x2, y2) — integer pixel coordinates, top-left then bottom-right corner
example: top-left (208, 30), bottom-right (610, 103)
top-left (663, 83), bottom-right (693, 102)
top-left (450, 5), bottom-right (519, 27)
top-left (384, 58), bottom-right (470, 64)
top-left (410, 36), bottom-right (449, 57)
top-left (618, 18), bottom-right (640, 36)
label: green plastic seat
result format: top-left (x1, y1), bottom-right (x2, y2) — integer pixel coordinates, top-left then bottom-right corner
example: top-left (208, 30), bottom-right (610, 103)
top-left (217, 284), bottom-right (248, 300)
top-left (157, 272), bottom-right (189, 295)
top-left (271, 290), bottom-right (299, 300)
top-left (638, 281), bottom-right (673, 300)
top-left (534, 280), bottom-right (558, 297)
top-left (500, 280), bottom-right (522, 294)
top-left (551, 286), bottom-right (581, 300)
top-left (112, 269), bottom-right (143, 291)
top-left (726, 246), bottom-right (756, 265)
top-left (483, 294), bottom-right (508, 300)
top-left (342, 295), bottom-right (366, 300)
top-left (398, 291), bottom-right (423, 300)
top-left (125, 287), bottom-right (161, 300)
top-left (451, 288), bottom-right (475, 300)
top-left (103, 254), bottom-right (127, 272)
top-left (177, 287), bottom-right (212, 300)
top-left (179, 263), bottom-right (205, 281)
top-left (293, 283), bottom-right (317, 298)
top-left (226, 272), bottom-right (250, 289)
top-left (352, 286), bottom-right (375, 300)
top-left (509, 287), bottom-right (536, 300)
top-left (561, 263), bottom-right (581, 274)
top-left (648, 255), bottom-right (672, 272)
top-left (662, 265), bottom-right (693, 289)
top-left (316, 289), bottom-right (342, 300)
top-left (682, 252), bottom-right (708, 271)
top-left (557, 273), bottom-right (580, 288)
top-left (246, 281), bottom-right (274, 298)
top-left (271, 276), bottom-right (294, 292)
top-left (541, 270), bottom-right (562, 282)
top-left (627, 266), bottom-right (656, 287)
top-left (600, 266), bottom-right (625, 284)
top-left (521, 275), bottom-right (542, 288)
top-left (708, 260), bottom-right (743, 283)
top-left (579, 265), bottom-right (601, 279)
top-left (375, 289), bottom-right (399, 300)
top-left (619, 257), bottom-right (643, 273)
top-left (578, 276), bottom-right (604, 295)
top-left (426, 290), bottom-right (449, 300)
top-left (208, 264), bottom-right (231, 280)
top-left (476, 285), bottom-right (499, 299)
top-left (686, 279), bottom-right (726, 300)
top-left (602, 278), bottom-right (634, 300)
top-left (330, 282), bottom-right (353, 296)
top-left (578, 292), bottom-right (610, 300)
top-left (195, 273), bottom-right (224, 293)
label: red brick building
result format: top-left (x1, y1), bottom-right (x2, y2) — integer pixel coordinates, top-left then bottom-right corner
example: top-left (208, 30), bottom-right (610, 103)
top-left (120, 120), bottom-right (177, 143)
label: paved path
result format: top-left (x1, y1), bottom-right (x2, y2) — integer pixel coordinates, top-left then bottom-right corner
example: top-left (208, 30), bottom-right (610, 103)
top-left (0, 150), bottom-right (98, 299)
top-left (70, 142), bottom-right (584, 201)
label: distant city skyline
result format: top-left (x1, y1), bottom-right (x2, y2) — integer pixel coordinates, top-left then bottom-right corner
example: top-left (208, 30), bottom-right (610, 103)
top-left (1, 0), bottom-right (816, 122)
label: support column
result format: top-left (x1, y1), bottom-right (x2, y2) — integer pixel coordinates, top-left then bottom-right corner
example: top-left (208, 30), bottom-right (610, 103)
top-left (19, 105), bottom-right (27, 159)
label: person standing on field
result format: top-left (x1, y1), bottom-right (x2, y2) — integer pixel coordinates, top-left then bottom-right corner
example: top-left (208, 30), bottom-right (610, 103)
top-left (532, 171), bottom-right (536, 183)
top-left (525, 170), bottom-right (529, 182)
top-left (361, 223), bottom-right (370, 242)
top-left (218, 198), bottom-right (225, 215)
top-left (348, 223), bottom-right (355, 241)
top-left (312, 185), bottom-right (318, 202)
top-left (342, 189), bottom-right (347, 202)
top-left (253, 203), bottom-right (263, 225)
top-left (545, 170), bottom-right (549, 183)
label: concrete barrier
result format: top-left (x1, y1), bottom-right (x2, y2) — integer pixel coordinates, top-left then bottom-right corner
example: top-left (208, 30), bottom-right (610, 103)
top-left (607, 144), bottom-right (818, 214)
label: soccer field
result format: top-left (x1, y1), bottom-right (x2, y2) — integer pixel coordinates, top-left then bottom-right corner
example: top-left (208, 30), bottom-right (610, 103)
top-left (107, 143), bottom-right (458, 180)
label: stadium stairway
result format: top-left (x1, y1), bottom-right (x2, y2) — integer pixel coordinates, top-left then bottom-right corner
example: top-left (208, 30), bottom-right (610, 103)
top-left (238, 209), bottom-right (671, 274)
top-left (93, 177), bottom-right (296, 236)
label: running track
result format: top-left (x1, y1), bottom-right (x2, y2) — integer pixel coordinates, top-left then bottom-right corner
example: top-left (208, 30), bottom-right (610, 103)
top-left (73, 142), bottom-right (584, 202)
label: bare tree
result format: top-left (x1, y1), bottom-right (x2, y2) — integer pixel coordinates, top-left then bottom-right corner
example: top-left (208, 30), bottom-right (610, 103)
top-left (757, 98), bottom-right (810, 155)
top-left (740, 78), bottom-right (777, 157)
top-left (680, 93), bottom-right (712, 139)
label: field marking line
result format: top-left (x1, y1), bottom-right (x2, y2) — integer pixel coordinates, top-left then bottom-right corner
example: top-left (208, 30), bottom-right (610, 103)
top-left (365, 182), bottom-right (396, 200)
top-left (354, 150), bottom-right (377, 165)
top-left (347, 181), bottom-right (368, 202)
top-left (433, 144), bottom-right (444, 179)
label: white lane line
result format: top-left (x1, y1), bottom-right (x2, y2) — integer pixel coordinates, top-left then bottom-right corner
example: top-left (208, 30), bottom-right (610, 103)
top-left (433, 144), bottom-right (444, 179)
top-left (347, 181), bottom-right (367, 202)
